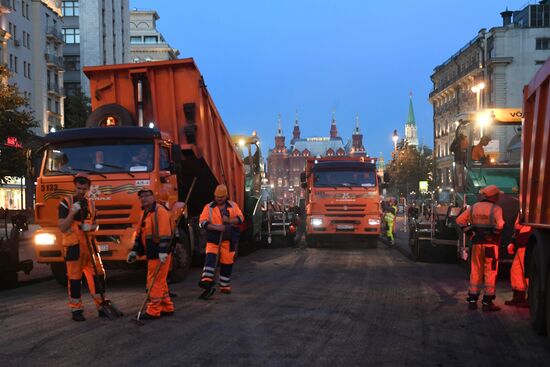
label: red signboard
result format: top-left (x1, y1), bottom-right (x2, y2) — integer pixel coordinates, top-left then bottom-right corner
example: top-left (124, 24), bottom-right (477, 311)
top-left (4, 137), bottom-right (23, 148)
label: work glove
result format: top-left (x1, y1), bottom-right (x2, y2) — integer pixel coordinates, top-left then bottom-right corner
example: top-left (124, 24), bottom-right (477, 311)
top-left (507, 243), bottom-right (515, 256)
top-left (126, 251), bottom-right (138, 264)
top-left (158, 252), bottom-right (168, 264)
top-left (71, 202), bottom-right (81, 214)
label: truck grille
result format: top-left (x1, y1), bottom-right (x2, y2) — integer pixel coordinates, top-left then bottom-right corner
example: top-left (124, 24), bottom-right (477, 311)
top-left (95, 204), bottom-right (135, 230)
top-left (325, 204), bottom-right (365, 212)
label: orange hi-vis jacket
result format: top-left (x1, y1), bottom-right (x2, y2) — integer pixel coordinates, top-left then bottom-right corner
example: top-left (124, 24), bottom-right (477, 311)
top-left (512, 216), bottom-right (532, 248)
top-left (456, 201), bottom-right (505, 244)
top-left (132, 202), bottom-right (172, 260)
top-left (199, 200), bottom-right (244, 246)
top-left (59, 195), bottom-right (95, 250)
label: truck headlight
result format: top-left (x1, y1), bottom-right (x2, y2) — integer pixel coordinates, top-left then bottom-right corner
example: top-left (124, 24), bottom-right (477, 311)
top-left (35, 233), bottom-right (56, 245)
top-left (310, 218), bottom-right (323, 227)
top-left (368, 218), bottom-right (381, 225)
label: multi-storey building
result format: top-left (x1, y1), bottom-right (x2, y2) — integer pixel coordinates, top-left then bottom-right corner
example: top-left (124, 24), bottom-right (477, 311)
top-left (267, 114), bottom-right (367, 206)
top-left (130, 9), bottom-right (179, 63)
top-left (0, 0), bottom-right (64, 209)
top-left (429, 2), bottom-right (550, 188)
top-left (62, 0), bottom-right (129, 96)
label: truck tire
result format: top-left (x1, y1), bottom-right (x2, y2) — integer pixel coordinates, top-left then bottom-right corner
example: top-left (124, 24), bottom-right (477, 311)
top-left (528, 253), bottom-right (547, 335)
top-left (51, 262), bottom-right (68, 286)
top-left (367, 236), bottom-right (378, 249)
top-left (169, 237), bottom-right (191, 283)
top-left (0, 270), bottom-right (18, 289)
top-left (85, 104), bottom-right (135, 127)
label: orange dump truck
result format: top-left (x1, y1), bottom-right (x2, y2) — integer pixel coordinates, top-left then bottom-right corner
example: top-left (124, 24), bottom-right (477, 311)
top-left (33, 59), bottom-right (257, 285)
top-left (521, 57), bottom-right (550, 335)
top-left (301, 157), bottom-right (381, 247)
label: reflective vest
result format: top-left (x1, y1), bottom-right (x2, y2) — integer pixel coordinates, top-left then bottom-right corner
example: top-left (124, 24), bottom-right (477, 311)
top-left (133, 202), bottom-right (172, 259)
top-left (199, 200), bottom-right (244, 245)
top-left (60, 195), bottom-right (95, 248)
top-left (456, 201), bottom-right (504, 244)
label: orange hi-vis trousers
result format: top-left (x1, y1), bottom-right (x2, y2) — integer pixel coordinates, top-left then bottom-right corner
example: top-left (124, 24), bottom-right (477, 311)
top-left (66, 247), bottom-right (105, 313)
top-left (146, 256), bottom-right (174, 317)
top-left (469, 243), bottom-right (499, 296)
top-left (510, 247), bottom-right (528, 292)
top-left (201, 240), bottom-right (236, 291)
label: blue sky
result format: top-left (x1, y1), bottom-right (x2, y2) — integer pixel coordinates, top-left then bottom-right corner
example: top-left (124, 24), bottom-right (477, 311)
top-left (130, 0), bottom-right (532, 160)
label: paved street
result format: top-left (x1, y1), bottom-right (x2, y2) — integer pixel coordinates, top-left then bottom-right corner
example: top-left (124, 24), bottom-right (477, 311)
top-left (1, 231), bottom-right (549, 367)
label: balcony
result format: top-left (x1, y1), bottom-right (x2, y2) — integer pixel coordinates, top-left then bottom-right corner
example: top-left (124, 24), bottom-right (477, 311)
top-left (47, 84), bottom-right (64, 96)
top-left (44, 53), bottom-right (63, 69)
top-left (0, 0), bottom-right (11, 14)
top-left (46, 27), bottom-right (63, 43)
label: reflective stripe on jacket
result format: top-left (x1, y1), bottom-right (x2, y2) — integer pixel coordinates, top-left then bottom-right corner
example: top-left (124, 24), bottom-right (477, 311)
top-left (199, 200), bottom-right (244, 245)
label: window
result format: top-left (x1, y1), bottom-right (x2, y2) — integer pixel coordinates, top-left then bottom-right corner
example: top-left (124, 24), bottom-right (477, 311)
top-left (8, 22), bottom-right (12, 35)
top-left (536, 38), bottom-right (550, 50)
top-left (27, 63), bottom-right (31, 79)
top-left (26, 3), bottom-right (29, 19)
top-left (26, 33), bottom-right (30, 48)
top-left (22, 1), bottom-right (25, 16)
top-left (22, 31), bottom-right (26, 47)
top-left (13, 24), bottom-right (16, 39)
top-left (159, 147), bottom-right (171, 171)
top-left (14, 56), bottom-right (18, 73)
top-left (64, 82), bottom-right (80, 97)
top-left (9, 54), bottom-right (13, 71)
top-left (130, 36), bottom-right (142, 44)
top-left (62, 1), bottom-right (79, 16)
top-left (47, 98), bottom-right (52, 111)
top-left (55, 101), bottom-right (59, 114)
top-left (64, 55), bottom-right (80, 71)
top-left (144, 36), bottom-right (158, 44)
top-left (23, 61), bottom-right (27, 77)
top-left (62, 28), bottom-right (80, 44)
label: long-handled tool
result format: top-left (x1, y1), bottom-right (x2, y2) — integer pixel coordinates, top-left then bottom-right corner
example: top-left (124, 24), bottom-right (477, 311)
top-left (132, 177), bottom-right (197, 325)
top-left (83, 231), bottom-right (124, 320)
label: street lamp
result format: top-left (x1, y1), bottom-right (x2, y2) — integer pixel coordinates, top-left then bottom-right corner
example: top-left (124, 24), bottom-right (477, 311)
top-left (392, 129), bottom-right (399, 151)
top-left (471, 81), bottom-right (485, 111)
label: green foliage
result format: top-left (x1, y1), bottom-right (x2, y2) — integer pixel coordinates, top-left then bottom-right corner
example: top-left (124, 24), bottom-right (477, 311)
top-left (63, 89), bottom-right (91, 129)
top-left (0, 65), bottom-right (39, 184)
top-left (386, 144), bottom-right (433, 196)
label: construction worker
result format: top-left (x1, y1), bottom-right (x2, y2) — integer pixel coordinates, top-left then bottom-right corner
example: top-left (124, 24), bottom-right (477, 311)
top-left (471, 135), bottom-right (491, 162)
top-left (456, 185), bottom-right (505, 311)
top-left (58, 173), bottom-right (109, 321)
top-left (198, 184), bottom-right (244, 297)
top-left (504, 216), bottom-right (532, 307)
top-left (384, 205), bottom-right (396, 245)
top-left (126, 189), bottom-right (174, 320)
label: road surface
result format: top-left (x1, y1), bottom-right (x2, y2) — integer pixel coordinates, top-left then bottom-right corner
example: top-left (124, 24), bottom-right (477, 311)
top-left (1, 235), bottom-right (549, 366)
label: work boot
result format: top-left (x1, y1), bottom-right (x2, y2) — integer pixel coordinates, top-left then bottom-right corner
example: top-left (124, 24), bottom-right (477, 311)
top-left (198, 279), bottom-right (213, 290)
top-left (139, 312), bottom-right (160, 320)
top-left (504, 290), bottom-right (529, 308)
top-left (72, 310), bottom-right (86, 322)
top-left (482, 295), bottom-right (501, 312)
top-left (220, 286), bottom-right (232, 294)
top-left (467, 294), bottom-right (478, 310)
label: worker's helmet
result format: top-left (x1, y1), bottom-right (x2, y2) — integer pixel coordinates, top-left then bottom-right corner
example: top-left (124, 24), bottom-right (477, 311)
top-left (479, 185), bottom-right (503, 198)
top-left (214, 184), bottom-right (228, 198)
top-left (73, 173), bottom-right (91, 186)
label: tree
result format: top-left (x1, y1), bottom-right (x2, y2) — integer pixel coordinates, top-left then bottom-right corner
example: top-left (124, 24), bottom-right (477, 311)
top-left (63, 89), bottom-right (91, 129)
top-left (0, 65), bottom-right (39, 184)
top-left (386, 144), bottom-right (433, 197)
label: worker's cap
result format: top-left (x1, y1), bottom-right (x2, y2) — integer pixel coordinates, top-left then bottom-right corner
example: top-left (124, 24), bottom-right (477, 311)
top-left (137, 189), bottom-right (154, 197)
top-left (479, 185), bottom-right (503, 198)
top-left (73, 173), bottom-right (91, 185)
top-left (214, 184), bottom-right (228, 198)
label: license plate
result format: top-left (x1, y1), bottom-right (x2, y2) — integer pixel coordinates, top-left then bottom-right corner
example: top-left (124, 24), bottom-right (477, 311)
top-left (336, 224), bottom-right (354, 230)
top-left (98, 244), bottom-right (109, 252)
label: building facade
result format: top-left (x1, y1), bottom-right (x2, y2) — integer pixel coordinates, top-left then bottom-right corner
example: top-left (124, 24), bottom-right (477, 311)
top-left (62, 0), bottom-right (129, 96)
top-left (267, 114), bottom-right (367, 206)
top-left (429, 2), bottom-right (550, 188)
top-left (130, 9), bottom-right (179, 63)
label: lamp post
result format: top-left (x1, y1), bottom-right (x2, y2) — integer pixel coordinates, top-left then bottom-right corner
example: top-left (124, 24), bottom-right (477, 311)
top-left (392, 129), bottom-right (399, 151)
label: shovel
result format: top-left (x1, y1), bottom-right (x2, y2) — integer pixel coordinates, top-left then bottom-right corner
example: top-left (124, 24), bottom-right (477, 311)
top-left (83, 231), bottom-right (124, 320)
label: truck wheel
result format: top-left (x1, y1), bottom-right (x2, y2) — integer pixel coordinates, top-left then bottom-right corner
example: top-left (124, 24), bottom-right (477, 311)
top-left (0, 270), bottom-right (18, 289)
top-left (51, 262), bottom-right (68, 286)
top-left (528, 253), bottom-right (547, 335)
top-left (367, 236), bottom-right (378, 249)
top-left (169, 239), bottom-right (191, 283)
top-left (85, 104), bottom-right (135, 127)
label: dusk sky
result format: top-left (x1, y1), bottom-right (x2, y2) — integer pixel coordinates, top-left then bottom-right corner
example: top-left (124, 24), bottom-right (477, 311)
top-left (130, 0), bottom-right (531, 160)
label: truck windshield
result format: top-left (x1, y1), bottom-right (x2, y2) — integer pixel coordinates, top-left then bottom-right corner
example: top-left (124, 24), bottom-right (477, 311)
top-left (43, 141), bottom-right (154, 176)
top-left (314, 170), bottom-right (376, 188)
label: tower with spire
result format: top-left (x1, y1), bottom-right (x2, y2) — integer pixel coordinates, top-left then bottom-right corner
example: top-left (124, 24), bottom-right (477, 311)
top-left (291, 110), bottom-right (301, 145)
top-left (350, 113), bottom-right (366, 156)
top-left (405, 92), bottom-right (419, 147)
top-left (330, 111), bottom-right (339, 139)
top-left (274, 113), bottom-right (286, 152)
